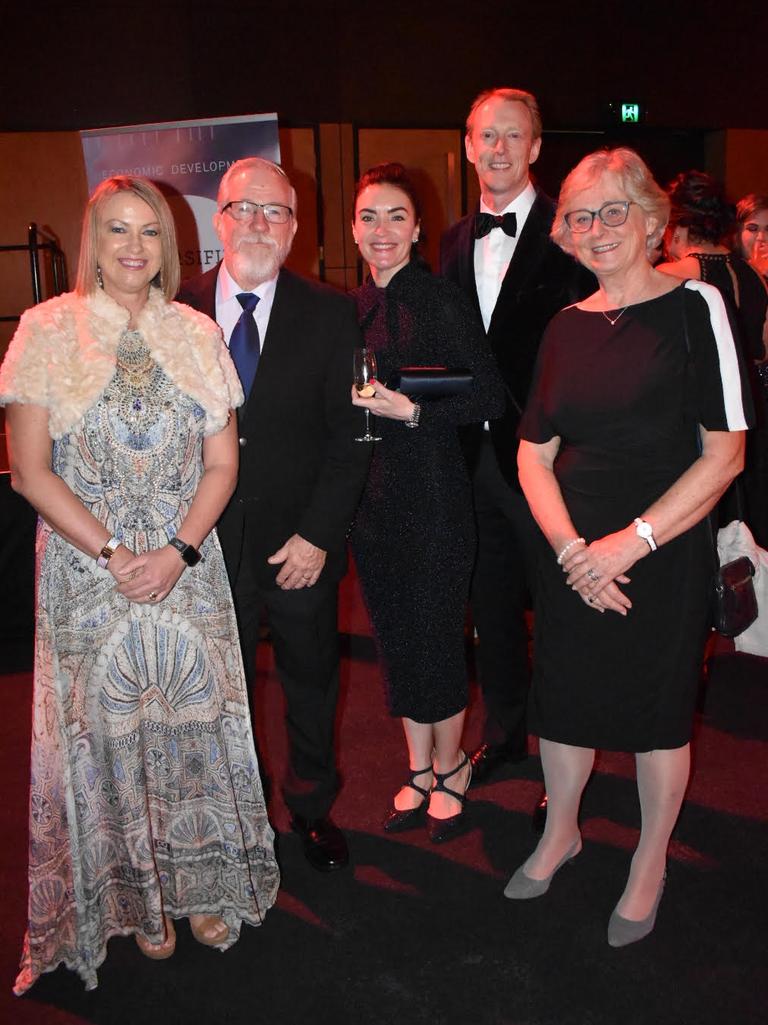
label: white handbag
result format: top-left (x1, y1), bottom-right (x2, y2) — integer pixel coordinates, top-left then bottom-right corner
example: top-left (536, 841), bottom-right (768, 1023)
top-left (717, 519), bottom-right (768, 657)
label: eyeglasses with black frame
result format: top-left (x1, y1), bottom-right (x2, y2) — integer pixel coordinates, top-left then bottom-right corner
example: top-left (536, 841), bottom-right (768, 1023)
top-left (564, 201), bottom-right (635, 233)
top-left (220, 200), bottom-right (294, 224)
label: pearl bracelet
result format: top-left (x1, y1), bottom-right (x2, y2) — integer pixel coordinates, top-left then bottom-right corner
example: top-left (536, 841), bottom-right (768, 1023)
top-left (556, 537), bottom-right (586, 565)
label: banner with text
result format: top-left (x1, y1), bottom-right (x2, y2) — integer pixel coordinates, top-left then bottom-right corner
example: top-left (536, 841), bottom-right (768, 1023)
top-left (81, 113), bottom-right (280, 279)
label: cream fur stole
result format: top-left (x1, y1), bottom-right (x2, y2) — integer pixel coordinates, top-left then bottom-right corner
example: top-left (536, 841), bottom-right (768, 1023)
top-left (0, 288), bottom-right (244, 439)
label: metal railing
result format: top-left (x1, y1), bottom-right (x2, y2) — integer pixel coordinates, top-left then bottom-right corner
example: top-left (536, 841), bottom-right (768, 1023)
top-left (0, 222), bottom-right (68, 323)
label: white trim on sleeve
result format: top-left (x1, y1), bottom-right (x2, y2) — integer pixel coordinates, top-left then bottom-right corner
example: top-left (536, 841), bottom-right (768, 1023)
top-left (684, 279), bottom-right (750, 430)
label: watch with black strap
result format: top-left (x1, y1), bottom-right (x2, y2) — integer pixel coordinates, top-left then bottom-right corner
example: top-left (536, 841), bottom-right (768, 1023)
top-left (168, 536), bottom-right (203, 566)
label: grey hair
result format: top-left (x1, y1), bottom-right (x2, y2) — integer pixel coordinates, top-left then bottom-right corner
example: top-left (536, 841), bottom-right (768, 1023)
top-left (552, 148), bottom-right (670, 256)
top-left (217, 157), bottom-right (297, 213)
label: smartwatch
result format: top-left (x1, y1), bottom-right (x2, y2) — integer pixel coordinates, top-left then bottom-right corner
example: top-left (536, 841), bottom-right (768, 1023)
top-left (168, 536), bottom-right (203, 566)
top-left (633, 517), bottom-right (657, 552)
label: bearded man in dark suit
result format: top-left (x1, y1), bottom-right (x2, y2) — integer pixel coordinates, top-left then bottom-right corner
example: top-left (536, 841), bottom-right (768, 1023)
top-left (178, 157), bottom-right (370, 871)
top-left (441, 89), bottom-right (593, 807)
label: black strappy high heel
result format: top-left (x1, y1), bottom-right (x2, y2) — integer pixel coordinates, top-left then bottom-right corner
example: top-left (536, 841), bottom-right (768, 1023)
top-left (383, 765), bottom-right (433, 833)
top-left (426, 751), bottom-right (472, 844)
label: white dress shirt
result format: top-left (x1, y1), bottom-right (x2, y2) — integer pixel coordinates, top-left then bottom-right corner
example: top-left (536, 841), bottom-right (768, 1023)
top-left (474, 179), bottom-right (537, 332)
top-left (215, 263), bottom-right (278, 349)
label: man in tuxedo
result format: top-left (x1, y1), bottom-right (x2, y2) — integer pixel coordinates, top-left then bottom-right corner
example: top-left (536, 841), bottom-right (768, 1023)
top-left (441, 88), bottom-right (593, 807)
top-left (178, 157), bottom-right (370, 871)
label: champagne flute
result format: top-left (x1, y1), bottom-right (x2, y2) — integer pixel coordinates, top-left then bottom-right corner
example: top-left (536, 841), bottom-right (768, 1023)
top-left (353, 347), bottom-right (382, 442)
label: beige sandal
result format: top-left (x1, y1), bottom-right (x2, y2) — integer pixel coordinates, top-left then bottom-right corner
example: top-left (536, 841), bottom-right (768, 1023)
top-left (135, 916), bottom-right (176, 959)
top-left (189, 914), bottom-right (229, 946)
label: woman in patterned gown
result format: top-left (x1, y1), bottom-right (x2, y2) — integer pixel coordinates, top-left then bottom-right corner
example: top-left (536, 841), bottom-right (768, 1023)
top-left (0, 176), bottom-right (279, 993)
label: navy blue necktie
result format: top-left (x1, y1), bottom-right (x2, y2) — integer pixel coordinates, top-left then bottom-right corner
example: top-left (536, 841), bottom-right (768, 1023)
top-left (230, 293), bottom-right (261, 399)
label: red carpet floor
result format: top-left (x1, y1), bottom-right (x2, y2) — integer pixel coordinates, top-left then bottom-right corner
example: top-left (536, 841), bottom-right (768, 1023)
top-left (1, 567), bottom-right (766, 1025)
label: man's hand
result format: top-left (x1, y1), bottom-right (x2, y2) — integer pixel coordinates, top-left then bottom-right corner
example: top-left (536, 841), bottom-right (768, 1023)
top-left (267, 533), bottom-right (327, 590)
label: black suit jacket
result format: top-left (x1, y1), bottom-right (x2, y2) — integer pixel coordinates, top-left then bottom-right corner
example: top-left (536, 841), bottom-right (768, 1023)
top-left (177, 265), bottom-right (370, 586)
top-left (440, 189), bottom-right (594, 486)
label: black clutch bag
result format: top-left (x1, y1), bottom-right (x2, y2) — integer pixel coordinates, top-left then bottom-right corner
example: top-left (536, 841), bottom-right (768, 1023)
top-left (387, 366), bottom-right (473, 399)
top-left (712, 555), bottom-right (758, 638)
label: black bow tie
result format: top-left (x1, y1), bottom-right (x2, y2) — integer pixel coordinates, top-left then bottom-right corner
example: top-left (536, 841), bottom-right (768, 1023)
top-left (474, 211), bottom-right (517, 239)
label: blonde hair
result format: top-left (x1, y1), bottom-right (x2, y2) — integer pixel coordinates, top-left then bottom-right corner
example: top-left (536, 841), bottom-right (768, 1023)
top-left (552, 148), bottom-right (670, 256)
top-left (76, 176), bottom-right (180, 301)
top-left (466, 87), bottom-right (542, 140)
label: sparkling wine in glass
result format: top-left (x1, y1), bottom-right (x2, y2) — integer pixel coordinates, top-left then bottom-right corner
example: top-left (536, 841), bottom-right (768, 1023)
top-left (353, 348), bottom-right (382, 442)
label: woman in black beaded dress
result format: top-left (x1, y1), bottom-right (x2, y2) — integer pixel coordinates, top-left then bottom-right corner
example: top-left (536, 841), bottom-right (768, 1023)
top-left (350, 163), bottom-right (504, 843)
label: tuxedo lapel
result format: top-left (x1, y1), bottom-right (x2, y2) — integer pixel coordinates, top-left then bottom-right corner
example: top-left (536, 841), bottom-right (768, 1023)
top-left (489, 192), bottom-right (554, 336)
top-left (456, 216), bottom-right (481, 316)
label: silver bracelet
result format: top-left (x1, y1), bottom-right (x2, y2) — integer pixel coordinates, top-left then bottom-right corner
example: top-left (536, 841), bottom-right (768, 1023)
top-left (556, 537), bottom-right (586, 565)
top-left (96, 535), bottom-right (121, 568)
top-left (404, 403), bottom-right (421, 429)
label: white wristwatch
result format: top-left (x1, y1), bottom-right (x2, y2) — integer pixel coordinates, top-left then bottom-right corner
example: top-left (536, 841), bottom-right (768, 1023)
top-left (633, 517), bottom-right (657, 552)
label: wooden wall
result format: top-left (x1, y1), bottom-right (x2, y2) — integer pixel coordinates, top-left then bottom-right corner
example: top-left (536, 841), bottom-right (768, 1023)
top-left (2, 122), bottom-right (768, 465)
top-left (2, 123), bottom-right (767, 356)
top-left (0, 132), bottom-right (89, 352)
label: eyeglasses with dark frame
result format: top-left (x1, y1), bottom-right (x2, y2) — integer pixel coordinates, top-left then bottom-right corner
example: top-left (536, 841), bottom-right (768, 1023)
top-left (564, 200), bottom-right (635, 233)
top-left (220, 200), bottom-right (294, 224)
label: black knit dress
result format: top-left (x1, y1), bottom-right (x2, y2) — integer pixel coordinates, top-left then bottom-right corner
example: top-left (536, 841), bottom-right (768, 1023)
top-left (351, 261), bottom-right (504, 723)
top-left (519, 282), bottom-right (753, 751)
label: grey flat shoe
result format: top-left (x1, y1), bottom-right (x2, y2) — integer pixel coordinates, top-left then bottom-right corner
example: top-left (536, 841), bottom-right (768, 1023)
top-left (607, 872), bottom-right (666, 948)
top-left (503, 838), bottom-right (581, 900)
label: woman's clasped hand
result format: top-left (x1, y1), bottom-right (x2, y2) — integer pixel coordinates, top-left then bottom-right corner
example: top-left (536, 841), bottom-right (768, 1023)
top-left (110, 544), bottom-right (187, 604)
top-left (560, 530), bottom-right (637, 614)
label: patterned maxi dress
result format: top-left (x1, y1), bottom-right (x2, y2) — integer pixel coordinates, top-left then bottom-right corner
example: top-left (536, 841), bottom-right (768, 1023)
top-left (11, 325), bottom-right (279, 993)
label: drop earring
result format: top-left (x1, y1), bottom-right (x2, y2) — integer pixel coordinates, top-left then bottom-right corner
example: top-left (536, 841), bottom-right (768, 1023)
top-left (96, 265), bottom-right (104, 289)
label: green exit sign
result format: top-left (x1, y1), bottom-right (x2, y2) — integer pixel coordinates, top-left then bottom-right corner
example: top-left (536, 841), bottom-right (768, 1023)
top-left (621, 103), bottom-right (641, 123)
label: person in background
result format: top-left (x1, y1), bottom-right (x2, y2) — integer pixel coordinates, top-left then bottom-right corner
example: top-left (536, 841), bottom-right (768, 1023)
top-left (512, 148), bottom-right (751, 947)
top-left (659, 170), bottom-right (768, 546)
top-left (350, 162), bottom-right (504, 842)
top-left (178, 158), bottom-right (371, 873)
top-left (440, 88), bottom-right (593, 820)
top-left (0, 176), bottom-right (279, 992)
top-left (735, 193), bottom-right (768, 280)
top-left (660, 170), bottom-right (767, 361)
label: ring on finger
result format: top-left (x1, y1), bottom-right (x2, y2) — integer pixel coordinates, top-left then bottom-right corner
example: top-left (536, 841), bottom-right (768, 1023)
top-left (587, 595), bottom-right (596, 604)
top-left (587, 568), bottom-right (600, 582)
top-left (148, 591), bottom-right (158, 601)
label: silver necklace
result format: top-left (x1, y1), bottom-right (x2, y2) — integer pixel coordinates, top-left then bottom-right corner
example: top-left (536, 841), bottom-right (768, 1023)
top-left (601, 306), bottom-right (628, 326)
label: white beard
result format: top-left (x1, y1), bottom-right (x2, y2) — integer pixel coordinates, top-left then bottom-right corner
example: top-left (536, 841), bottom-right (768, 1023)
top-left (230, 232), bottom-right (291, 287)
